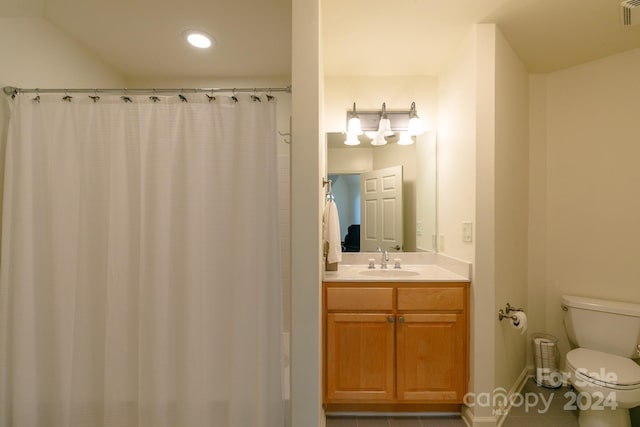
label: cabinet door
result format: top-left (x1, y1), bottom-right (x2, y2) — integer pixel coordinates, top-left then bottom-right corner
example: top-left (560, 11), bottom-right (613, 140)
top-left (396, 313), bottom-right (465, 402)
top-left (326, 313), bottom-right (395, 401)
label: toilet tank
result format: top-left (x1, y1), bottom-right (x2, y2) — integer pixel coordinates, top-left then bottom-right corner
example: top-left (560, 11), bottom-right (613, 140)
top-left (561, 295), bottom-right (640, 358)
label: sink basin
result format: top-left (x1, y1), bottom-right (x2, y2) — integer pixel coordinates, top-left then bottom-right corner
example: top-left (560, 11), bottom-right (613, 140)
top-left (358, 269), bottom-right (420, 278)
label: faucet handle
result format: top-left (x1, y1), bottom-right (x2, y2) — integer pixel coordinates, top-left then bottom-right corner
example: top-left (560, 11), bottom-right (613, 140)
top-left (394, 258), bottom-right (402, 269)
top-left (368, 259), bottom-right (375, 269)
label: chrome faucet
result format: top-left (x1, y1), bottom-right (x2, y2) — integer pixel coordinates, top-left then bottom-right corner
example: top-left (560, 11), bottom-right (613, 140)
top-left (380, 249), bottom-right (389, 269)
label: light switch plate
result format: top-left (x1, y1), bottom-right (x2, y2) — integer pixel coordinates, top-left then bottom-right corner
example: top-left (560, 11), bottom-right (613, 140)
top-left (462, 221), bottom-right (473, 243)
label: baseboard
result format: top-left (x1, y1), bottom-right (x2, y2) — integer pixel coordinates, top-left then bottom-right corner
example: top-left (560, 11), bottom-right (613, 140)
top-left (496, 367), bottom-right (531, 427)
top-left (461, 366), bottom-right (532, 427)
top-left (461, 405), bottom-right (497, 426)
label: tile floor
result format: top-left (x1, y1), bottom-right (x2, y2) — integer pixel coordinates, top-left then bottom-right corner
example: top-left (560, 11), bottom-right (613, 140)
top-left (325, 378), bottom-right (590, 427)
top-left (326, 377), bottom-right (640, 426)
top-left (501, 377), bottom-right (578, 426)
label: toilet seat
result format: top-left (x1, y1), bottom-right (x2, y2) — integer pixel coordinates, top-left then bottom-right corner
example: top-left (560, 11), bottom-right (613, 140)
top-left (566, 348), bottom-right (640, 390)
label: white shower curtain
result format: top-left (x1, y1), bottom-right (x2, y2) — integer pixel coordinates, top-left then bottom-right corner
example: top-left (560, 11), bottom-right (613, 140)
top-left (0, 93), bottom-right (284, 427)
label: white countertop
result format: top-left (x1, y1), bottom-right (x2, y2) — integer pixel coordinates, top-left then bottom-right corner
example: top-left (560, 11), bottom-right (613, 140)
top-left (323, 264), bottom-right (469, 282)
top-left (323, 253), bottom-right (471, 283)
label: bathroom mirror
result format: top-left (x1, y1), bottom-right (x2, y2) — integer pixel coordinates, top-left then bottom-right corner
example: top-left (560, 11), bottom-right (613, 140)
top-left (326, 132), bottom-right (437, 252)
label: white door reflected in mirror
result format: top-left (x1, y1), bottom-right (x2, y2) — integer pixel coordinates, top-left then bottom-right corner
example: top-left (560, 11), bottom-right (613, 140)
top-left (360, 165), bottom-right (403, 252)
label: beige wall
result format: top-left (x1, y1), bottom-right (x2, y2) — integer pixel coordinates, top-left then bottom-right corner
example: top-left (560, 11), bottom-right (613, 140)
top-left (437, 31), bottom-right (477, 264)
top-left (473, 24), bottom-right (499, 421)
top-left (438, 25), bottom-right (531, 425)
top-left (0, 15), bottom-right (125, 167)
top-left (438, 26), bottom-right (490, 421)
top-left (0, 17), bottom-right (124, 88)
top-left (493, 27), bottom-right (530, 393)
top-left (529, 48), bottom-right (640, 360)
top-left (291, 0), bottom-right (323, 425)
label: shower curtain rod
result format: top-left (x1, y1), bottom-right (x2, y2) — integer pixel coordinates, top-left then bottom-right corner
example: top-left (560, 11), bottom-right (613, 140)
top-left (3, 85), bottom-right (291, 96)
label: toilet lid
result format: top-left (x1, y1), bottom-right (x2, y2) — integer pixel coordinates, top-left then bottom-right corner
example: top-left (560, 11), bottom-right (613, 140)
top-left (567, 348), bottom-right (640, 388)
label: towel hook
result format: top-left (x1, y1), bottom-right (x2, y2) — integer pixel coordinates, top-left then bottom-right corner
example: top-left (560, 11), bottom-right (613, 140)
top-left (278, 131), bottom-right (291, 144)
top-left (322, 178), bottom-right (333, 200)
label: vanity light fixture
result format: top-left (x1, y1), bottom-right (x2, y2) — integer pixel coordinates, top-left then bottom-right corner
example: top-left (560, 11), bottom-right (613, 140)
top-left (346, 103), bottom-right (363, 135)
top-left (343, 101), bottom-right (424, 145)
top-left (183, 30), bottom-right (214, 49)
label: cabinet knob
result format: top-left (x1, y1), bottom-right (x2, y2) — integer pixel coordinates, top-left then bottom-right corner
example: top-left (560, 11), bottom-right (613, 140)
top-left (387, 316), bottom-right (395, 324)
top-left (398, 316), bottom-right (405, 324)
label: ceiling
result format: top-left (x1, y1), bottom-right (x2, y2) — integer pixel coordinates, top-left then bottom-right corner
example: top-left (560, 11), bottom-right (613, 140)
top-left (1, 0), bottom-right (639, 79)
top-left (323, 0), bottom-right (640, 75)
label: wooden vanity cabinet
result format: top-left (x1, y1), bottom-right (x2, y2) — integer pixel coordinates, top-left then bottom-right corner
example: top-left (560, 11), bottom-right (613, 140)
top-left (323, 282), bottom-right (469, 410)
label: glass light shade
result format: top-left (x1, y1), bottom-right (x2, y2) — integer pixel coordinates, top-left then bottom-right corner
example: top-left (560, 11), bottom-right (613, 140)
top-left (397, 131), bottom-right (414, 146)
top-left (407, 101), bottom-right (423, 136)
top-left (347, 116), bottom-right (363, 135)
top-left (344, 133), bottom-right (360, 146)
top-left (377, 117), bottom-right (394, 136)
top-left (407, 116), bottom-right (423, 136)
top-left (370, 132), bottom-right (387, 146)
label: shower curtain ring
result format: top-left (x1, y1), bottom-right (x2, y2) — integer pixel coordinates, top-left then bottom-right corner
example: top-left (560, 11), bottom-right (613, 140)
top-left (89, 89), bottom-right (100, 103)
top-left (251, 88), bottom-right (261, 102)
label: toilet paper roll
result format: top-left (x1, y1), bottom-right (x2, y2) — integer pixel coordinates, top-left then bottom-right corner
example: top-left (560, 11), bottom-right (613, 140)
top-left (511, 311), bottom-right (527, 335)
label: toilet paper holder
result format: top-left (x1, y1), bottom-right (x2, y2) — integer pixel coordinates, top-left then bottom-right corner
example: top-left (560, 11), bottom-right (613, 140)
top-left (498, 303), bottom-right (524, 324)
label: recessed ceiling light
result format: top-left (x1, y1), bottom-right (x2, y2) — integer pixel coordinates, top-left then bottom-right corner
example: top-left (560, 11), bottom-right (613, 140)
top-left (183, 30), bottom-right (214, 49)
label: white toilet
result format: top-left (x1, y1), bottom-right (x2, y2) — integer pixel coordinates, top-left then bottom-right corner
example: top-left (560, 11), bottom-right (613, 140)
top-left (562, 295), bottom-right (640, 427)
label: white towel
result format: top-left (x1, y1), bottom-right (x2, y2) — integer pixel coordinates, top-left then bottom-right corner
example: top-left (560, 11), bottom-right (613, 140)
top-left (323, 199), bottom-right (342, 264)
